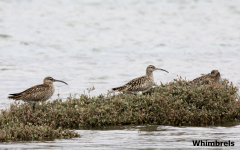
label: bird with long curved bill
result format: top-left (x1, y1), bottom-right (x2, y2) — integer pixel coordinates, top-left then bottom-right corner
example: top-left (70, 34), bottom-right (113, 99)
top-left (8, 77), bottom-right (68, 110)
top-left (112, 65), bottom-right (169, 95)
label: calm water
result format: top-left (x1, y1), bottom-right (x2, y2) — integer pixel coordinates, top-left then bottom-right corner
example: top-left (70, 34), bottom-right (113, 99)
top-left (1, 124), bottom-right (240, 150)
top-left (0, 0), bottom-right (240, 149)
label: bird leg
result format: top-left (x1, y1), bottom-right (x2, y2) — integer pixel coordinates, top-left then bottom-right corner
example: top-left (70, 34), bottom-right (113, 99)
top-left (32, 103), bottom-right (36, 110)
top-left (38, 102), bottom-right (42, 110)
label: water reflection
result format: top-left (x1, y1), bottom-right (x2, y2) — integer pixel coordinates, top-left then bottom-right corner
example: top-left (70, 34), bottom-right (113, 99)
top-left (1, 124), bottom-right (240, 149)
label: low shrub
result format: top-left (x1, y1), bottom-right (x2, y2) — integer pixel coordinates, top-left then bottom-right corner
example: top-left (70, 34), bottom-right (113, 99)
top-left (0, 78), bottom-right (239, 141)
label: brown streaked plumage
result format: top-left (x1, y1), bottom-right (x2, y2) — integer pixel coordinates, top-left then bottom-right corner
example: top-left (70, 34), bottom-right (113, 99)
top-left (8, 77), bottom-right (68, 106)
top-left (192, 70), bottom-right (221, 85)
top-left (112, 65), bottom-right (169, 94)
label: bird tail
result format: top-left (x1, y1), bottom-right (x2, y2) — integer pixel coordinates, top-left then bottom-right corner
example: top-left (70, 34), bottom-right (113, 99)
top-left (8, 93), bottom-right (22, 100)
top-left (112, 85), bottom-right (126, 92)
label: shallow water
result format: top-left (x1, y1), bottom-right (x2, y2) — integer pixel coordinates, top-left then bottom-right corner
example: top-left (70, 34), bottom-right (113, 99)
top-left (1, 124), bottom-right (240, 150)
top-left (0, 0), bottom-right (240, 149)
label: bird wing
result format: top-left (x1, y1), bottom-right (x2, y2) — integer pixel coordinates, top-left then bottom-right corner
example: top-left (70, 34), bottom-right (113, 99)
top-left (124, 76), bottom-right (152, 91)
top-left (192, 74), bottom-right (207, 83)
top-left (193, 74), bottom-right (215, 85)
top-left (8, 84), bottom-right (54, 102)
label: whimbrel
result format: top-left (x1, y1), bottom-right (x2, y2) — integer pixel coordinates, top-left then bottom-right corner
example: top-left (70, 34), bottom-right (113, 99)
top-left (192, 70), bottom-right (221, 85)
top-left (112, 65), bottom-right (169, 94)
top-left (8, 77), bottom-right (68, 109)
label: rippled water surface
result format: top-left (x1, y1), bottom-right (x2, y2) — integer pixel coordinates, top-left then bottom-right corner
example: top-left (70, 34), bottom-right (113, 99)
top-left (0, 0), bottom-right (240, 149)
top-left (1, 124), bottom-right (240, 150)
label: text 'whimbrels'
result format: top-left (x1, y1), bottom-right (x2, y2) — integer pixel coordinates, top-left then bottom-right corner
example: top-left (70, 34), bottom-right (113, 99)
top-left (8, 77), bottom-right (68, 109)
top-left (112, 65), bottom-right (169, 94)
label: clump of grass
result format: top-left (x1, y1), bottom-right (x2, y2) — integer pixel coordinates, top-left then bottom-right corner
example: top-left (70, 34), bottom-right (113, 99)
top-left (0, 123), bottom-right (78, 142)
top-left (0, 103), bottom-right (80, 142)
top-left (145, 78), bottom-right (239, 125)
top-left (0, 78), bottom-right (239, 141)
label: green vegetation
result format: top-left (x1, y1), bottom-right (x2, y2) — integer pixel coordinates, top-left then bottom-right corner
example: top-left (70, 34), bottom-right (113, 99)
top-left (0, 102), bottom-right (80, 142)
top-left (0, 78), bottom-right (239, 141)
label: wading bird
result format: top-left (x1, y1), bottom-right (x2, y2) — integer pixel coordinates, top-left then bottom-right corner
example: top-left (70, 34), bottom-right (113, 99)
top-left (8, 77), bottom-right (68, 109)
top-left (112, 65), bottom-right (169, 94)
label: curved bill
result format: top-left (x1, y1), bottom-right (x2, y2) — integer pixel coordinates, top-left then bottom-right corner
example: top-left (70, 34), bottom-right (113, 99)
top-left (54, 79), bottom-right (68, 85)
top-left (155, 68), bottom-right (169, 73)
